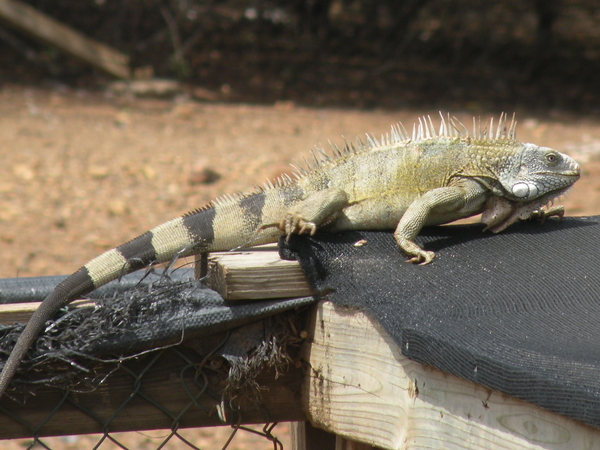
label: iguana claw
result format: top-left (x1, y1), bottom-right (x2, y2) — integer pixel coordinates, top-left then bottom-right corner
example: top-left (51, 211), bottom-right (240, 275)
top-left (280, 215), bottom-right (318, 242)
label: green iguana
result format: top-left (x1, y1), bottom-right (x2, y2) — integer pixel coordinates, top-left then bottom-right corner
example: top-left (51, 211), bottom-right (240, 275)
top-left (0, 113), bottom-right (580, 397)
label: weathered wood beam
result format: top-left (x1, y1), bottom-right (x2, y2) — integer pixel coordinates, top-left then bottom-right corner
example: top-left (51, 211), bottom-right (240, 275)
top-left (0, 0), bottom-right (130, 78)
top-left (303, 301), bottom-right (600, 450)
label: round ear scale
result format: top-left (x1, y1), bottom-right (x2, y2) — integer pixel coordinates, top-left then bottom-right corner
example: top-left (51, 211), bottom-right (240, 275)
top-left (512, 182), bottom-right (539, 199)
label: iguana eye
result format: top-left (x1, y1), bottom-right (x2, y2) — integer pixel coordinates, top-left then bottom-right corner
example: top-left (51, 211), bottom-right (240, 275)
top-left (546, 153), bottom-right (558, 163)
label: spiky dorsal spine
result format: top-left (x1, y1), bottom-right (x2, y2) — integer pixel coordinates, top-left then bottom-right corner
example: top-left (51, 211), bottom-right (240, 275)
top-left (410, 112), bottom-right (517, 142)
top-left (219, 113), bottom-right (519, 206)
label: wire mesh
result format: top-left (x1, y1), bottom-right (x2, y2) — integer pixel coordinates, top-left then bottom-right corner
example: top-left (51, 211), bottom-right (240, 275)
top-left (0, 309), bottom-right (307, 449)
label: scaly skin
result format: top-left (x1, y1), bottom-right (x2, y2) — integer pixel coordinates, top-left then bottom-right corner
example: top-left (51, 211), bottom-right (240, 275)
top-left (0, 113), bottom-right (580, 398)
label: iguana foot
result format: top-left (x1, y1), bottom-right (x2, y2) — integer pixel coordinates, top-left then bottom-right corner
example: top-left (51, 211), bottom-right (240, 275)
top-left (395, 236), bottom-right (435, 265)
top-left (407, 251), bottom-right (435, 265)
top-left (279, 215), bottom-right (318, 242)
top-left (274, 188), bottom-right (349, 242)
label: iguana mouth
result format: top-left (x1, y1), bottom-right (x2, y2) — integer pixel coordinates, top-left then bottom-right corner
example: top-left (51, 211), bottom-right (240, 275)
top-left (539, 171), bottom-right (580, 178)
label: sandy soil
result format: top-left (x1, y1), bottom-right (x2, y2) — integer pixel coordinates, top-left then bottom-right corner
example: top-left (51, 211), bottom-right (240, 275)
top-left (1, 85), bottom-right (600, 448)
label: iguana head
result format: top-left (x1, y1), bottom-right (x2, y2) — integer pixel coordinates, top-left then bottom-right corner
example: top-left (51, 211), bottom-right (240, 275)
top-left (499, 143), bottom-right (580, 202)
top-left (482, 143), bottom-right (580, 233)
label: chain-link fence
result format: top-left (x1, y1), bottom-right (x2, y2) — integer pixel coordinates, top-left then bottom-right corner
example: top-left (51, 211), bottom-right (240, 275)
top-left (0, 273), bottom-right (312, 449)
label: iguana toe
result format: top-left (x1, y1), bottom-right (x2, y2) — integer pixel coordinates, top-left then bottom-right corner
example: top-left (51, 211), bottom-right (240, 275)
top-left (280, 215), bottom-right (318, 241)
top-left (530, 205), bottom-right (565, 224)
top-left (406, 250), bottom-right (435, 265)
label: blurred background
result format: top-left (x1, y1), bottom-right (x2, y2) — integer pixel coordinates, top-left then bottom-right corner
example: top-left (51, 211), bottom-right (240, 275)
top-left (2, 0), bottom-right (600, 113)
top-left (1, 1), bottom-right (600, 449)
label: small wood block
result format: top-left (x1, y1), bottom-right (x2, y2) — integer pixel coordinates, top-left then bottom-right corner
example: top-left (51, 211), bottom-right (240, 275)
top-left (205, 250), bottom-right (313, 301)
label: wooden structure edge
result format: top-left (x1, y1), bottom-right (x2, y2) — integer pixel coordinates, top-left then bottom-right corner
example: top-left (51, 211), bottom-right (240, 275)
top-left (303, 300), bottom-right (600, 449)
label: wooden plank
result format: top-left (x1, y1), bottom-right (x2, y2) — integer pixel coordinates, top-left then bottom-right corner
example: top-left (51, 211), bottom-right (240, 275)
top-left (205, 250), bottom-right (313, 301)
top-left (302, 301), bottom-right (600, 450)
top-left (290, 421), bottom-right (375, 450)
top-left (0, 0), bottom-right (130, 78)
top-left (0, 299), bottom-right (93, 325)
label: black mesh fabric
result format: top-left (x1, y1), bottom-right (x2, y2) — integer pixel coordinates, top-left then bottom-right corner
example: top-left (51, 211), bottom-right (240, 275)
top-left (279, 216), bottom-right (600, 429)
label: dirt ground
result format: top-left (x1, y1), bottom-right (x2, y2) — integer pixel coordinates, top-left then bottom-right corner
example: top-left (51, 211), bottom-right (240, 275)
top-left (2, 86), bottom-right (600, 278)
top-left (1, 84), bottom-right (600, 448)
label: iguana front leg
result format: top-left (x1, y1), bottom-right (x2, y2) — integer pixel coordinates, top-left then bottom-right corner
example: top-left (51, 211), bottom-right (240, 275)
top-left (482, 196), bottom-right (565, 233)
top-left (527, 205), bottom-right (564, 223)
top-left (395, 182), bottom-right (487, 264)
top-left (278, 188), bottom-right (350, 240)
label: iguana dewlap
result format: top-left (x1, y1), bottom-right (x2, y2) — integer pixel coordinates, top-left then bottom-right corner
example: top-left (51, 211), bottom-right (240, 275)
top-left (0, 113), bottom-right (580, 397)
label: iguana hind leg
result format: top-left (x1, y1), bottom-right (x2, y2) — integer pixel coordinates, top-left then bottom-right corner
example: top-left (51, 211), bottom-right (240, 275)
top-left (279, 188), bottom-right (349, 240)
